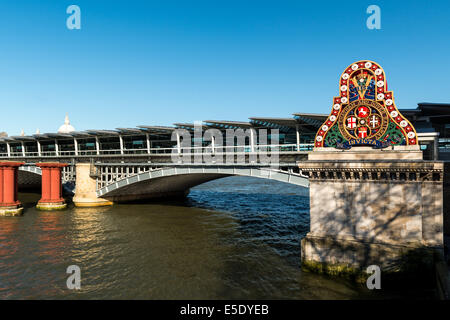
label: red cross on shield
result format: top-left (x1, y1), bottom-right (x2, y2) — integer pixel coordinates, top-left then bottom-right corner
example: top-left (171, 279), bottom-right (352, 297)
top-left (346, 116), bottom-right (357, 129)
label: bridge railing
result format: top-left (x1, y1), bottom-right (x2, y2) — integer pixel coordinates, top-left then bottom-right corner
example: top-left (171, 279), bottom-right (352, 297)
top-left (0, 143), bottom-right (314, 158)
top-left (93, 162), bottom-right (309, 190)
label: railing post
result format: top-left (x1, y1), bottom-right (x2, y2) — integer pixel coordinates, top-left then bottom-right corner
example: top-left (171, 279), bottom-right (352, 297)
top-left (296, 124), bottom-right (300, 151)
top-left (95, 137), bottom-right (100, 155)
top-left (176, 131), bottom-right (181, 154)
top-left (146, 133), bottom-right (150, 154)
top-left (119, 135), bottom-right (124, 155)
top-left (37, 140), bottom-right (41, 157)
top-left (55, 140), bottom-right (59, 156)
top-left (250, 128), bottom-right (256, 152)
top-left (74, 138), bottom-right (79, 156)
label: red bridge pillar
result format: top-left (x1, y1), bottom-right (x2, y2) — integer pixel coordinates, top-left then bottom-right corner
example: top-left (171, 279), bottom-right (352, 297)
top-left (0, 161), bottom-right (24, 216)
top-left (36, 162), bottom-right (68, 211)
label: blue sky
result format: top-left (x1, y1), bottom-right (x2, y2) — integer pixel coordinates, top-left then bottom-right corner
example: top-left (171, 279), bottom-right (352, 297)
top-left (0, 0), bottom-right (449, 135)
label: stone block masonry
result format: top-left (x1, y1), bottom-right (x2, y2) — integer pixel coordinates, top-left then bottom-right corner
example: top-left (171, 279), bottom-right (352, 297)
top-left (299, 155), bottom-right (445, 277)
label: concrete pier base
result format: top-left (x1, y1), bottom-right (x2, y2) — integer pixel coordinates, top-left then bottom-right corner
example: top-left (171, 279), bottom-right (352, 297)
top-left (301, 234), bottom-right (439, 280)
top-left (0, 205), bottom-right (24, 216)
top-left (36, 202), bottom-right (67, 211)
top-left (73, 163), bottom-right (113, 207)
top-left (299, 155), bottom-right (445, 278)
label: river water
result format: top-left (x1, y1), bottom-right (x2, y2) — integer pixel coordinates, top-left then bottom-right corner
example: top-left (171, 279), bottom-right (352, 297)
top-left (0, 177), bottom-right (433, 299)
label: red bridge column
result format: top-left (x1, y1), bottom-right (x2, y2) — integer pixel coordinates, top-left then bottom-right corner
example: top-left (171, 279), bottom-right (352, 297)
top-left (0, 161), bottom-right (24, 216)
top-left (36, 162), bottom-right (68, 211)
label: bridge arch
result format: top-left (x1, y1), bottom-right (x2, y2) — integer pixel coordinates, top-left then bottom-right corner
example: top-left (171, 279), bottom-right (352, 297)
top-left (96, 166), bottom-right (309, 202)
top-left (18, 166), bottom-right (42, 190)
top-left (19, 165), bottom-right (42, 175)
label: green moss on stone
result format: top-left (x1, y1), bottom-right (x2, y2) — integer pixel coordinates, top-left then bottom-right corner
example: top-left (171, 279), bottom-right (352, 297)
top-left (302, 246), bottom-right (441, 287)
top-left (0, 207), bottom-right (24, 216)
top-left (36, 203), bottom-right (67, 211)
top-left (301, 260), bottom-right (367, 283)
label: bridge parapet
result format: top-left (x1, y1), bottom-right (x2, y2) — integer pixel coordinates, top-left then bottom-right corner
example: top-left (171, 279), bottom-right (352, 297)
top-left (68, 161), bottom-right (309, 206)
top-left (19, 164), bottom-right (76, 183)
top-left (94, 163), bottom-right (309, 196)
top-left (0, 144), bottom-right (313, 161)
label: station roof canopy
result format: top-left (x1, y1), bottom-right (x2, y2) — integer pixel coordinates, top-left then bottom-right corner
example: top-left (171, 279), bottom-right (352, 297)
top-left (7, 135), bottom-right (37, 141)
top-left (0, 103), bottom-right (447, 145)
top-left (116, 128), bottom-right (146, 134)
top-left (65, 131), bottom-right (94, 138)
top-left (293, 113), bottom-right (327, 127)
top-left (0, 136), bottom-right (28, 142)
top-left (43, 133), bottom-right (75, 138)
top-left (204, 120), bottom-right (252, 129)
top-left (174, 123), bottom-right (209, 130)
top-left (249, 117), bottom-right (298, 132)
top-left (400, 103), bottom-right (450, 120)
top-left (85, 129), bottom-right (120, 136)
top-left (137, 126), bottom-right (176, 135)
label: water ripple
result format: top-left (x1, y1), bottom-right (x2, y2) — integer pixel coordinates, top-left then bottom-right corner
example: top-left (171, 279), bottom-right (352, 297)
top-left (0, 177), bottom-right (421, 299)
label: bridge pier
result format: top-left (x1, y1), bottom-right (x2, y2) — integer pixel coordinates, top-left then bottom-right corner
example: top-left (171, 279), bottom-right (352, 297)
top-left (0, 161), bottom-right (24, 216)
top-left (36, 163), bottom-right (68, 211)
top-left (72, 163), bottom-right (113, 207)
top-left (299, 148), bottom-right (444, 279)
top-left (294, 59), bottom-right (448, 285)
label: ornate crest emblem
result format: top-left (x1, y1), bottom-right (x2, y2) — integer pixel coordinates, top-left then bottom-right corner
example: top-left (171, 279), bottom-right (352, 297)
top-left (314, 60), bottom-right (418, 149)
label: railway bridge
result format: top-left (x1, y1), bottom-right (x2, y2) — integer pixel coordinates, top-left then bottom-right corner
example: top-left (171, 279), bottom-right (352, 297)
top-left (15, 157), bottom-right (310, 206)
top-left (1, 60), bottom-right (448, 288)
top-left (0, 125), bottom-right (314, 212)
